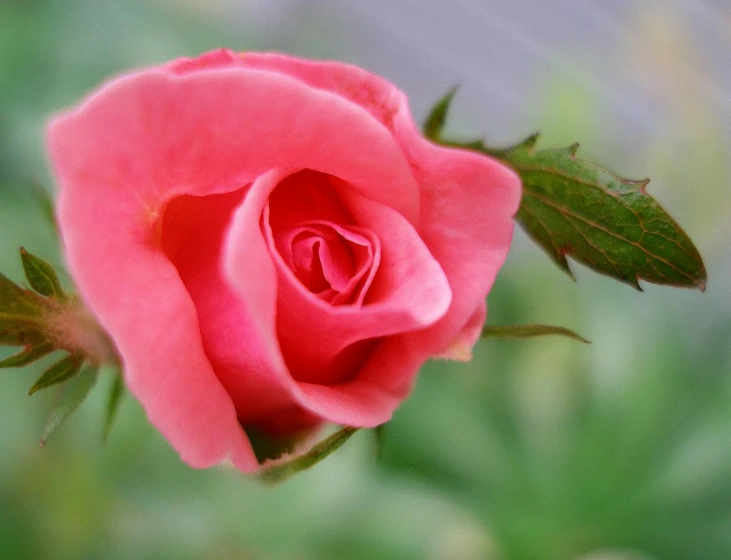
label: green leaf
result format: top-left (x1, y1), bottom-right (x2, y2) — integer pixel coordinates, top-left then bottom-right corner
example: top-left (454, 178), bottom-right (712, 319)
top-left (41, 364), bottom-right (98, 446)
top-left (258, 426), bottom-right (358, 484)
top-left (0, 341), bottom-right (55, 368)
top-left (102, 371), bottom-right (125, 443)
top-left (427, 93), bottom-right (707, 290)
top-left (482, 324), bottom-right (590, 344)
top-left (20, 248), bottom-right (66, 300)
top-left (423, 87), bottom-right (458, 141)
top-left (499, 137), bottom-right (706, 290)
top-left (28, 353), bottom-right (83, 395)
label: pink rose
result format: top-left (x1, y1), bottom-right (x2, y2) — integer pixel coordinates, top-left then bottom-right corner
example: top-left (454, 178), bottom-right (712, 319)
top-left (47, 49), bottom-right (521, 471)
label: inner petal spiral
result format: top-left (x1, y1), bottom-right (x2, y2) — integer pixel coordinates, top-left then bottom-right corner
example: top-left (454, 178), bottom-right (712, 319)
top-left (268, 171), bottom-right (381, 307)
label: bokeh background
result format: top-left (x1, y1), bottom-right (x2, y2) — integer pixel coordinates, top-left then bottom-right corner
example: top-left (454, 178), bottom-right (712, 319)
top-left (1, 1), bottom-right (730, 558)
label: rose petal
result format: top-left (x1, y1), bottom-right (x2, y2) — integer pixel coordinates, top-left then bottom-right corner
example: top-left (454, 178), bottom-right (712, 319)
top-left (242, 52), bottom-right (404, 131)
top-left (53, 186), bottom-right (258, 471)
top-left (49, 61), bottom-right (418, 219)
top-left (49, 57), bottom-right (420, 463)
top-left (160, 189), bottom-right (314, 430)
top-left (278, 221), bottom-right (378, 304)
top-left (437, 301), bottom-right (487, 361)
top-left (264, 183), bottom-right (453, 387)
top-left (268, 169), bottom-right (380, 306)
top-left (394, 116), bottom-right (521, 356)
top-left (243, 52), bottom-right (522, 386)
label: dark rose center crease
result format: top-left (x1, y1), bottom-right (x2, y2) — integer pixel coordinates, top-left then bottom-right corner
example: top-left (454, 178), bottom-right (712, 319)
top-left (266, 170), bottom-right (381, 307)
top-left (274, 222), bottom-right (380, 306)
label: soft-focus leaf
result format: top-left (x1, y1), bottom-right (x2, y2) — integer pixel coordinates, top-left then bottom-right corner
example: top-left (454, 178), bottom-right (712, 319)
top-left (258, 426), bottom-right (358, 484)
top-left (102, 370), bottom-right (125, 442)
top-left (482, 324), bottom-right (590, 343)
top-left (20, 247), bottom-right (65, 300)
top-left (28, 353), bottom-right (83, 395)
top-left (41, 364), bottom-right (98, 446)
top-left (428, 94), bottom-right (707, 290)
top-left (0, 341), bottom-right (55, 368)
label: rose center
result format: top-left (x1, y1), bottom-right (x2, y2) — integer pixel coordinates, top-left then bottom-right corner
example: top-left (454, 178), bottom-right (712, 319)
top-left (267, 170), bottom-right (380, 307)
top-left (278, 221), bottom-right (378, 305)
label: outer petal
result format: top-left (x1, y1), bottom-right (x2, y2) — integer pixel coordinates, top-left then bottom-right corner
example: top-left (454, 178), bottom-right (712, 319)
top-left (436, 301), bottom-right (487, 361)
top-left (243, 53), bottom-right (522, 360)
top-left (394, 116), bottom-right (521, 356)
top-left (160, 188), bottom-right (311, 429)
top-left (48, 64), bottom-right (418, 219)
top-left (242, 52), bottom-right (405, 131)
top-left (53, 184), bottom-right (258, 471)
top-left (48, 57), bottom-right (420, 467)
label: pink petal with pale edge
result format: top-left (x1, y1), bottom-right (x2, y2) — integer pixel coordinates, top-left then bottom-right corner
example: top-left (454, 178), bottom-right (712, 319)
top-left (48, 49), bottom-right (522, 469)
top-left (240, 52), bottom-right (522, 384)
top-left (48, 58), bottom-right (420, 468)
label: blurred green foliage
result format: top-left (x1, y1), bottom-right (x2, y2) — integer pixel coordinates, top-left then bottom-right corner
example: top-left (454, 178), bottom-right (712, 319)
top-left (1, 1), bottom-right (729, 559)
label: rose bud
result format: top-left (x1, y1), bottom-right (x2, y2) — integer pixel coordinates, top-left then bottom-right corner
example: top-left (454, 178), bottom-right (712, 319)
top-left (47, 49), bottom-right (521, 472)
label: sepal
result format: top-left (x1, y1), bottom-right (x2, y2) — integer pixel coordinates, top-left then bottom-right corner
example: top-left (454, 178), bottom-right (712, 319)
top-left (102, 370), bottom-right (125, 442)
top-left (41, 364), bottom-right (99, 446)
top-left (28, 353), bottom-right (84, 395)
top-left (258, 426), bottom-right (358, 483)
top-left (482, 324), bottom-right (590, 343)
top-left (20, 247), bottom-right (67, 300)
top-left (1, 248), bottom-right (117, 442)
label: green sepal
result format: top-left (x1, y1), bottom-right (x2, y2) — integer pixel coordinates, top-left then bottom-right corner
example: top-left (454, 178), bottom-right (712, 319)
top-left (482, 324), bottom-right (590, 344)
top-left (102, 371), bottom-right (125, 443)
top-left (0, 320), bottom-right (46, 347)
top-left (0, 270), bottom-right (47, 346)
top-left (28, 353), bottom-right (83, 396)
top-left (258, 426), bottom-right (358, 484)
top-left (0, 264), bottom-right (48, 350)
top-left (427, 92), bottom-right (707, 291)
top-left (41, 364), bottom-right (98, 446)
top-left (0, 270), bottom-right (46, 313)
top-left (30, 183), bottom-right (58, 234)
top-left (374, 423), bottom-right (388, 461)
top-left (20, 248), bottom-right (66, 300)
top-left (423, 87), bottom-right (458, 141)
top-left (0, 341), bottom-right (55, 368)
